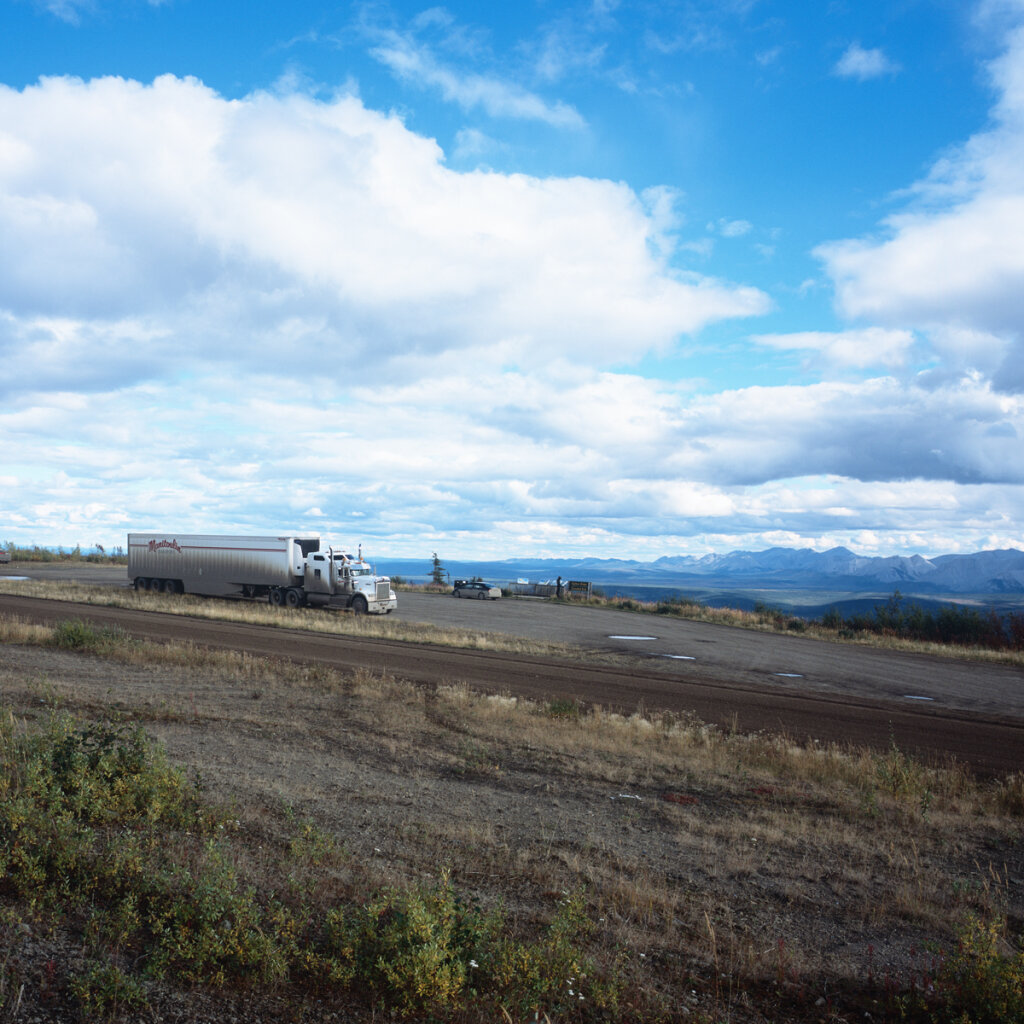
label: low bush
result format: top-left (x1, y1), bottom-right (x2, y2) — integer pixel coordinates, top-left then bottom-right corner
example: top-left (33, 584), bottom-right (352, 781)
top-left (49, 619), bottom-right (135, 655)
top-left (884, 914), bottom-right (1024, 1023)
top-left (0, 709), bottom-right (615, 1019)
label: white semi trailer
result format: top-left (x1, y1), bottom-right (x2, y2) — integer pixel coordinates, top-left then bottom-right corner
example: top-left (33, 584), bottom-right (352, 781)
top-left (127, 533), bottom-right (397, 614)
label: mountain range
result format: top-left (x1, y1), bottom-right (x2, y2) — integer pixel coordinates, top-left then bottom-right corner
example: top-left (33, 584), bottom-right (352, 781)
top-left (378, 547), bottom-right (1024, 613)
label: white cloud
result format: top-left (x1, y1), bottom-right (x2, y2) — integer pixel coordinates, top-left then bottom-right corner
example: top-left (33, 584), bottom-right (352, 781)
top-left (4, 364), bottom-right (1022, 555)
top-left (532, 23), bottom-right (606, 84)
top-left (715, 218), bottom-right (752, 237)
top-left (36, 0), bottom-right (92, 24)
top-left (368, 32), bottom-right (586, 128)
top-left (751, 327), bottom-right (915, 369)
top-left (451, 126), bottom-right (506, 163)
top-left (3, 61), bottom-right (1023, 558)
top-left (818, 24), bottom-right (1024, 393)
top-left (833, 43), bottom-right (901, 81)
top-left (0, 74), bottom-right (766, 386)
top-left (0, 74), bottom-right (781, 554)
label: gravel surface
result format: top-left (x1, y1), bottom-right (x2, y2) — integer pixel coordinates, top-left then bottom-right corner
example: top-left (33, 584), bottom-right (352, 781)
top-left (1, 589), bottom-right (1023, 774)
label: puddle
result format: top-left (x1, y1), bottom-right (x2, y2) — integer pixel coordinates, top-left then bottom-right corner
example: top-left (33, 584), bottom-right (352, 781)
top-left (609, 635), bottom-right (658, 641)
top-left (0, 576), bottom-right (30, 581)
top-left (660, 654), bottom-right (696, 660)
top-left (774, 673), bottom-right (803, 678)
top-left (903, 695), bottom-right (935, 701)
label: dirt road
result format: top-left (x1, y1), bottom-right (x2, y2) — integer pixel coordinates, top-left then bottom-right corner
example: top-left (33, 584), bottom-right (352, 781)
top-left (2, 591), bottom-right (1023, 774)
top-left (8, 563), bottom-right (1024, 716)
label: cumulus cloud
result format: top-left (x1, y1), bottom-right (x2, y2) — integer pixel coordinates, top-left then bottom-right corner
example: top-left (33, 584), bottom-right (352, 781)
top-left (7, 365), bottom-right (1020, 554)
top-left (833, 43), bottom-right (901, 80)
top-left (0, 74), bottom-right (766, 387)
top-left (3, 63), bottom-right (1022, 557)
top-left (818, 24), bottom-right (1024, 392)
top-left (347, 367), bottom-right (1024, 492)
top-left (0, 73), bottom-right (782, 552)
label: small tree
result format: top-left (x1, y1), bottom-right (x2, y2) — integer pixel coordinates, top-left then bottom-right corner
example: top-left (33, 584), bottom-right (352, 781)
top-left (430, 552), bottom-right (446, 586)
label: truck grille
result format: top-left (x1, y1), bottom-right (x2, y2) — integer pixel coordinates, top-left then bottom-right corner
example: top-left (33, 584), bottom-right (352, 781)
top-left (376, 581), bottom-right (391, 602)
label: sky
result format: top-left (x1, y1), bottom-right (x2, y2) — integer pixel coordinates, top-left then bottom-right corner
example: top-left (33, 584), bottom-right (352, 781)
top-left (1, 0), bottom-right (1023, 560)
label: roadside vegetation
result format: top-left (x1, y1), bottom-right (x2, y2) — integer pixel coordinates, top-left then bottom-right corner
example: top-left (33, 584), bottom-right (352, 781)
top-left (0, 709), bottom-right (605, 1021)
top-left (1, 542), bottom-right (126, 564)
top-left (1, 616), bottom-right (1023, 1022)
top-left (0, 578), bottom-right (584, 658)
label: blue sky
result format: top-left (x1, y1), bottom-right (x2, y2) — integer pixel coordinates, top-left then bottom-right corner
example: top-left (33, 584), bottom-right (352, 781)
top-left (1, 0), bottom-right (1023, 559)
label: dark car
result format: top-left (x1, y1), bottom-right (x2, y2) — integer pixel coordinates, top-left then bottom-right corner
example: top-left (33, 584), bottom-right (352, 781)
top-left (452, 581), bottom-right (501, 600)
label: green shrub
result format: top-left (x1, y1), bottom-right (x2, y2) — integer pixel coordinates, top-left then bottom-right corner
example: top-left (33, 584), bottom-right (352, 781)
top-left (894, 915), bottom-right (1024, 1022)
top-left (69, 961), bottom-right (148, 1018)
top-left (933, 914), bottom-right (1024, 1022)
top-left (356, 869), bottom-right (502, 1012)
top-left (546, 697), bottom-right (581, 719)
top-left (0, 708), bottom-right (616, 1017)
top-left (50, 619), bottom-right (135, 655)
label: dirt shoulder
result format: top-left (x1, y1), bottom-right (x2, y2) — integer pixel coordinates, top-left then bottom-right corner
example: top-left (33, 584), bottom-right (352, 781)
top-left (2, 592), bottom-right (1023, 774)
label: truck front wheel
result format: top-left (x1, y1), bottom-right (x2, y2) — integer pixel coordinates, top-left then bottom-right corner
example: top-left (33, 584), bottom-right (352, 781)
top-left (351, 594), bottom-right (368, 615)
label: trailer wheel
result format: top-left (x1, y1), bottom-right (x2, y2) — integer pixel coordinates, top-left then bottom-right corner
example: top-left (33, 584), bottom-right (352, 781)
top-left (351, 594), bottom-right (368, 615)
top-left (269, 588), bottom-right (285, 607)
top-left (162, 579), bottom-right (179, 594)
top-left (285, 588), bottom-right (303, 608)
top-left (134, 578), bottom-right (145, 591)
top-left (146, 578), bottom-right (160, 591)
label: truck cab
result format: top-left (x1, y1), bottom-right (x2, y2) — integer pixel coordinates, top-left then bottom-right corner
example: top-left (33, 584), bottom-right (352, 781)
top-left (303, 548), bottom-right (397, 614)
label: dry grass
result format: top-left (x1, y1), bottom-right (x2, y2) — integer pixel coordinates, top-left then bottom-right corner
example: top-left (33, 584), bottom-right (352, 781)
top-left (0, 578), bottom-right (583, 658)
top-left (1, 616), bottom-right (1021, 1021)
top-left (8, 574), bottom-right (1022, 670)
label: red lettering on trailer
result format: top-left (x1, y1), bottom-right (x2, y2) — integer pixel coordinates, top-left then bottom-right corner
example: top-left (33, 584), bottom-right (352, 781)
top-left (147, 539), bottom-right (182, 553)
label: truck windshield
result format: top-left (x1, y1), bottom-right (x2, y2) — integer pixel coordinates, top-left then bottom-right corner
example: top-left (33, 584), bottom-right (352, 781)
top-left (332, 555), bottom-right (372, 577)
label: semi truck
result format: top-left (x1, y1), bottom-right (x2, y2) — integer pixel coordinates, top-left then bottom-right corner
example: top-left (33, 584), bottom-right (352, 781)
top-left (127, 533), bottom-right (397, 614)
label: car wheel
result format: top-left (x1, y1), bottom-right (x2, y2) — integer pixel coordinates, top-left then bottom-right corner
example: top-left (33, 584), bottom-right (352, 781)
top-left (453, 589), bottom-right (462, 598)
